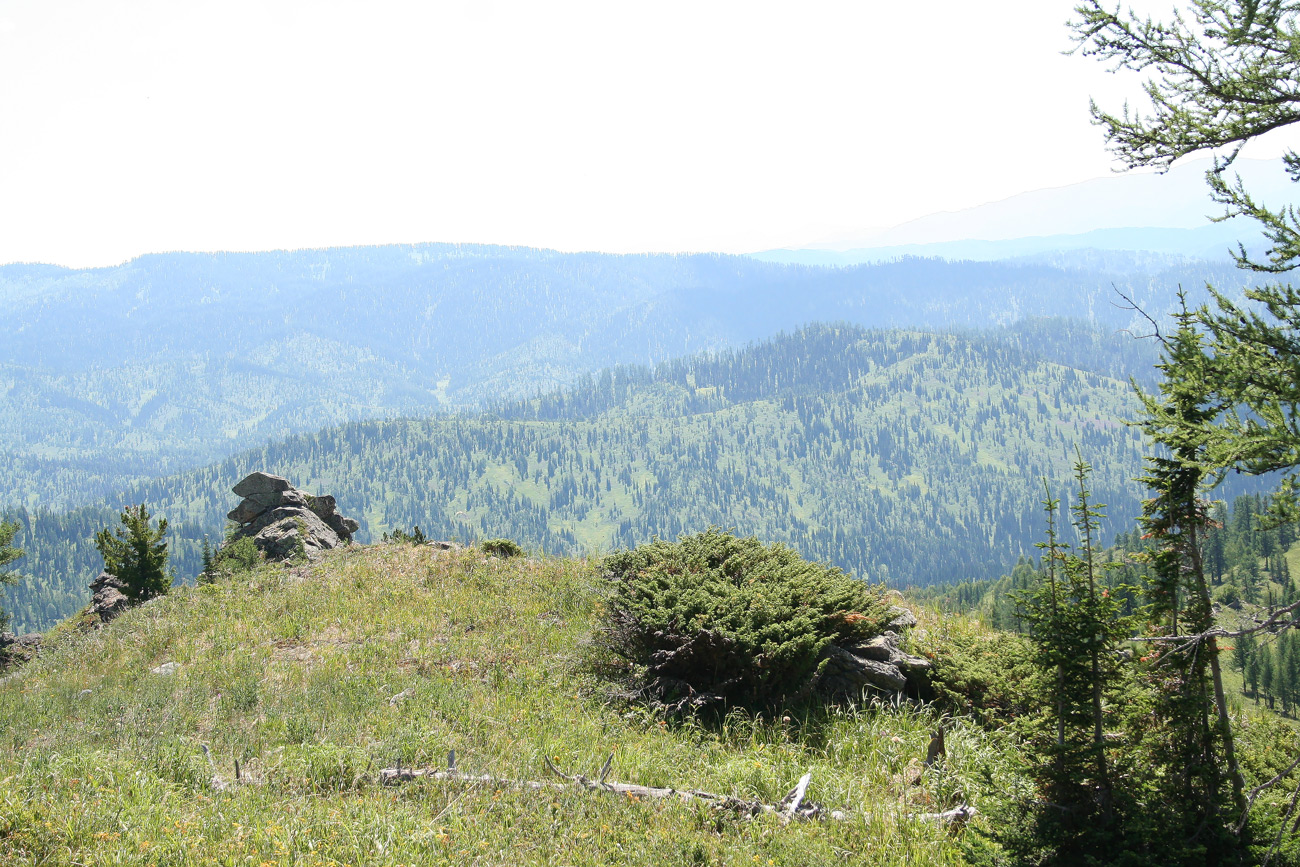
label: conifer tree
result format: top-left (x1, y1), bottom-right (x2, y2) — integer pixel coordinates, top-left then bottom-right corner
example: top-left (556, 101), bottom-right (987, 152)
top-left (1134, 298), bottom-right (1246, 816)
top-left (93, 505), bottom-right (171, 602)
top-left (1066, 457), bottom-right (1118, 819)
top-left (1015, 461), bottom-right (1128, 853)
top-left (199, 535), bottom-right (215, 585)
top-left (1287, 632), bottom-right (1300, 715)
top-left (0, 519), bottom-right (24, 631)
top-left (1279, 638), bottom-right (1295, 714)
top-left (1246, 648), bottom-right (1261, 702)
top-left (1073, 0), bottom-right (1300, 519)
top-left (1263, 650), bottom-right (1276, 709)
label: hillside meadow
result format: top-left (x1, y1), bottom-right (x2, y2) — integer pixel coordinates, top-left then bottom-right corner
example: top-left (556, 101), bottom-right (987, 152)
top-left (0, 542), bottom-right (1015, 866)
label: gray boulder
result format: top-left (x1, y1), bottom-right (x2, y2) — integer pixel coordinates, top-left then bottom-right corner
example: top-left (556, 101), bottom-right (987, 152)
top-left (232, 472), bottom-right (293, 499)
top-left (227, 498), bottom-right (263, 525)
top-left (253, 509), bottom-right (340, 560)
top-left (307, 494), bottom-right (360, 539)
top-left (821, 645), bottom-right (908, 693)
top-left (817, 606), bottom-right (930, 698)
top-left (887, 606), bottom-right (919, 630)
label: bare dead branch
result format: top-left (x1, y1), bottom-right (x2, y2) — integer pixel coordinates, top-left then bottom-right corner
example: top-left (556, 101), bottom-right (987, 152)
top-left (1112, 287), bottom-right (1165, 343)
top-left (781, 773), bottom-right (812, 819)
top-left (1134, 597), bottom-right (1300, 649)
top-left (379, 756), bottom-right (975, 826)
top-left (1238, 752), bottom-right (1300, 833)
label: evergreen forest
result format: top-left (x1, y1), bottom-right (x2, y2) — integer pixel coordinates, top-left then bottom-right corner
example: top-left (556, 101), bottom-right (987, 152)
top-left (2, 320), bottom-right (1185, 633)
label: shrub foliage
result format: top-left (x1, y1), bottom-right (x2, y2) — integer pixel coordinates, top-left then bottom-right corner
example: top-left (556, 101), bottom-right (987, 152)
top-left (480, 537), bottom-right (525, 558)
top-left (211, 535), bottom-right (263, 578)
top-left (595, 528), bottom-right (889, 712)
top-left (382, 525), bottom-right (427, 545)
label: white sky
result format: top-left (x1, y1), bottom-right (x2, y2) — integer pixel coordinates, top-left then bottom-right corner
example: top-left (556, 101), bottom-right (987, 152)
top-left (1, 0), bottom-right (1297, 268)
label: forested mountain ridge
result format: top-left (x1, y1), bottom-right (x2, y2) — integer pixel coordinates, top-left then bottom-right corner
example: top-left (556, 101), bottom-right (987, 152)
top-left (0, 243), bottom-right (1254, 511)
top-left (4, 323), bottom-right (1157, 633)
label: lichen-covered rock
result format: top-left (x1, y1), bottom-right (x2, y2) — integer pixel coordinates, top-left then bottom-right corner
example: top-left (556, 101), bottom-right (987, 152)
top-left (253, 511), bottom-right (340, 560)
top-left (223, 472), bottom-right (358, 563)
top-left (887, 606), bottom-right (919, 630)
top-left (853, 635), bottom-right (896, 662)
top-left (306, 494), bottom-right (360, 539)
top-left (425, 540), bottom-right (465, 552)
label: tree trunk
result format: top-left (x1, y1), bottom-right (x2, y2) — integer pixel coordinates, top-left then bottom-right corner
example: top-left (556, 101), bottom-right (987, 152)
top-left (1190, 524), bottom-right (1246, 814)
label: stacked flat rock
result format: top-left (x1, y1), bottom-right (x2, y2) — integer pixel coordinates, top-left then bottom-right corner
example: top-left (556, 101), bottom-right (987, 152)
top-left (88, 571), bottom-right (131, 623)
top-left (226, 472), bottom-right (359, 562)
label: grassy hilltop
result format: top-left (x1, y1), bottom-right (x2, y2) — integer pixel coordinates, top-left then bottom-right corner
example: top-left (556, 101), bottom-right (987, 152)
top-left (0, 542), bottom-right (1010, 867)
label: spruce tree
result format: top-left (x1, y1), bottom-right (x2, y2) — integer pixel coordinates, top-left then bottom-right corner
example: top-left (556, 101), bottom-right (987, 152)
top-left (1014, 461), bottom-right (1129, 854)
top-left (1246, 649), bottom-right (1261, 703)
top-left (93, 505), bottom-right (171, 602)
top-left (1134, 298), bottom-right (1246, 817)
top-left (1279, 638), bottom-right (1295, 714)
top-left (1284, 631), bottom-right (1294, 717)
top-left (1073, 0), bottom-right (1300, 522)
top-left (199, 535), bottom-right (215, 585)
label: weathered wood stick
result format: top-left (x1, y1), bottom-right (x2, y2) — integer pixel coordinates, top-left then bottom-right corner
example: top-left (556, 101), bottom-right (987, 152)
top-left (918, 804), bottom-right (978, 824)
top-left (377, 761), bottom-right (974, 825)
top-left (380, 761), bottom-right (804, 819)
top-left (379, 767), bottom-right (566, 790)
top-left (781, 772), bottom-right (813, 819)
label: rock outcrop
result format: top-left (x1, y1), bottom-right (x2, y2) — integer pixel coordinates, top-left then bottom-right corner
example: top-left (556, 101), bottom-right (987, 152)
top-left (818, 624), bottom-right (932, 699)
top-left (225, 472), bottom-right (359, 562)
top-left (88, 571), bottom-right (131, 624)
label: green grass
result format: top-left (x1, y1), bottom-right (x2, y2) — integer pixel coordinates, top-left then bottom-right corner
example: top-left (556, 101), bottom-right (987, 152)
top-left (0, 544), bottom-right (1009, 866)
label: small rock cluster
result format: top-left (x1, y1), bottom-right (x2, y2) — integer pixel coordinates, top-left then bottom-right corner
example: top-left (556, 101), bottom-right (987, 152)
top-left (225, 472), bottom-right (359, 562)
top-left (818, 607), bottom-right (931, 698)
top-left (88, 571), bottom-right (131, 624)
top-left (0, 630), bottom-right (41, 671)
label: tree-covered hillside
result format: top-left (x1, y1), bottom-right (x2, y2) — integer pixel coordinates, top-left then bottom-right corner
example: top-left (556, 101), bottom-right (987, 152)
top-left (0, 244), bottom-right (1256, 510)
top-left (4, 323), bottom-right (1161, 633)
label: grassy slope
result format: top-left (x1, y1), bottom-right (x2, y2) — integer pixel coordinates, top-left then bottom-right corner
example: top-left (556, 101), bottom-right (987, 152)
top-left (0, 544), bottom-right (1009, 867)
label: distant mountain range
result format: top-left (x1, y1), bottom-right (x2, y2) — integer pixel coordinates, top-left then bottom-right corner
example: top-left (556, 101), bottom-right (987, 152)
top-left (758, 157), bottom-right (1291, 266)
top-left (0, 245), bottom-right (1264, 511)
top-left (753, 222), bottom-right (1267, 267)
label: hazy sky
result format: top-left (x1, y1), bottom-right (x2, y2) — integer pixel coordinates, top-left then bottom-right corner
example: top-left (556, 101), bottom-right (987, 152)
top-left (2, 1), bottom-right (1297, 268)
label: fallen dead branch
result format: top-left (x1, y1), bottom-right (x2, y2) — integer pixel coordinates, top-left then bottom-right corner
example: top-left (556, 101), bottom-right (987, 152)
top-left (378, 751), bottom-right (975, 826)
